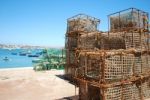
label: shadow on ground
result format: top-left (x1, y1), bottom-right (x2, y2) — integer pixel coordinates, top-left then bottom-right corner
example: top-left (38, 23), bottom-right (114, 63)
top-left (56, 95), bottom-right (79, 100)
top-left (55, 75), bottom-right (77, 85)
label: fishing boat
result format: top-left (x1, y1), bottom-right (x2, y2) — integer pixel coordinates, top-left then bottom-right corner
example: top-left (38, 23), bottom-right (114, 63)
top-left (32, 59), bottom-right (41, 63)
top-left (11, 52), bottom-right (17, 55)
top-left (28, 54), bottom-right (39, 57)
top-left (3, 57), bottom-right (10, 61)
top-left (36, 52), bottom-right (43, 55)
top-left (19, 50), bottom-right (32, 56)
top-left (26, 50), bottom-right (32, 54)
top-left (19, 53), bottom-right (27, 56)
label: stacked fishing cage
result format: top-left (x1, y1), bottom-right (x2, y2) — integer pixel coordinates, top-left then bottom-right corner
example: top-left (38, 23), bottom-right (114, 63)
top-left (76, 50), bottom-right (150, 100)
top-left (65, 14), bottom-right (100, 80)
top-left (69, 8), bottom-right (150, 100)
top-left (109, 8), bottom-right (149, 32)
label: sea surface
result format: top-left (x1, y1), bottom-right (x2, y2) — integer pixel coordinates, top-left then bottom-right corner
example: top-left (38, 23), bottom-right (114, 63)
top-left (0, 48), bottom-right (42, 69)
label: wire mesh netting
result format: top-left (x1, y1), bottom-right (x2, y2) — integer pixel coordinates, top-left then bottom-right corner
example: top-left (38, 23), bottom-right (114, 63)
top-left (79, 81), bottom-right (150, 100)
top-left (65, 49), bottom-right (77, 78)
top-left (65, 14), bottom-right (100, 80)
top-left (78, 82), bottom-right (147, 100)
top-left (78, 32), bottom-right (100, 50)
top-left (141, 79), bottom-right (150, 99)
top-left (65, 10), bottom-right (150, 100)
top-left (108, 32), bottom-right (148, 50)
top-left (66, 50), bottom-right (76, 65)
top-left (75, 50), bottom-right (150, 83)
top-left (124, 32), bottom-right (148, 50)
top-left (105, 54), bottom-right (134, 81)
top-left (134, 54), bottom-right (150, 75)
top-left (78, 32), bottom-right (125, 50)
top-left (67, 14), bottom-right (100, 33)
top-left (109, 8), bottom-right (149, 32)
top-left (77, 31), bottom-right (148, 50)
top-left (66, 36), bottom-right (78, 50)
top-left (105, 84), bottom-right (141, 100)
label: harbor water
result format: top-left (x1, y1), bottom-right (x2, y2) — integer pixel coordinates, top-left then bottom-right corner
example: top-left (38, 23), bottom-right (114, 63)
top-left (0, 49), bottom-right (42, 69)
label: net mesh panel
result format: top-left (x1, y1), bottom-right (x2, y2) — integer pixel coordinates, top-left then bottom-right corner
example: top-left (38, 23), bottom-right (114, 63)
top-left (98, 34), bottom-right (110, 50)
top-left (123, 84), bottom-right (141, 100)
top-left (74, 44), bottom-right (150, 99)
top-left (109, 9), bottom-right (148, 32)
top-left (70, 51), bottom-right (74, 64)
top-left (86, 56), bottom-right (102, 79)
top-left (134, 56), bottom-right (142, 74)
top-left (77, 50), bottom-right (150, 82)
top-left (78, 31), bottom-right (148, 50)
top-left (76, 54), bottom-right (86, 78)
top-left (67, 14), bottom-right (100, 33)
top-left (65, 50), bottom-right (76, 77)
top-left (142, 79), bottom-right (150, 99)
top-left (108, 34), bottom-right (125, 49)
top-left (77, 52), bottom-right (135, 82)
top-left (68, 19), bottom-right (98, 32)
top-left (105, 84), bottom-right (141, 100)
top-left (122, 84), bottom-right (133, 100)
top-left (78, 83), bottom-right (144, 100)
top-left (125, 32), bottom-right (147, 50)
top-left (66, 50), bottom-right (73, 64)
top-left (105, 54), bottom-right (134, 81)
top-left (79, 32), bottom-right (98, 50)
top-left (66, 12), bottom-right (150, 100)
top-left (109, 32), bottom-right (148, 50)
top-left (134, 54), bottom-right (150, 75)
top-left (141, 55), bottom-right (150, 74)
top-left (67, 37), bottom-right (78, 49)
top-left (105, 86), bottom-right (122, 100)
top-left (65, 50), bottom-right (70, 75)
top-left (98, 33), bottom-right (125, 50)
top-left (67, 31), bottom-right (148, 52)
top-left (132, 85), bottom-right (141, 100)
top-left (79, 32), bottom-right (126, 50)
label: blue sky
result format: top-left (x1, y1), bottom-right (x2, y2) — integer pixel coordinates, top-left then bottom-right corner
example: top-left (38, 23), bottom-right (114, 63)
top-left (0, 0), bottom-right (150, 47)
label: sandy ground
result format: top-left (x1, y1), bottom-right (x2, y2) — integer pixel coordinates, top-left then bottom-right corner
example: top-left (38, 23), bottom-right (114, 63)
top-left (0, 68), bottom-right (78, 100)
top-left (0, 68), bottom-right (149, 100)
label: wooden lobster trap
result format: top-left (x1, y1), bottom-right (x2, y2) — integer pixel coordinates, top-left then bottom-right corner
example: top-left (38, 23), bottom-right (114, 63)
top-left (108, 8), bottom-right (149, 32)
top-left (67, 14), bottom-right (100, 33)
top-left (75, 50), bottom-right (150, 83)
top-left (77, 75), bottom-right (150, 100)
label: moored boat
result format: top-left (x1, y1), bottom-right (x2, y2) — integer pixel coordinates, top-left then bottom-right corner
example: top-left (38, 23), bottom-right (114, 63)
top-left (36, 52), bottom-right (43, 55)
top-left (19, 53), bottom-right (27, 56)
top-left (28, 54), bottom-right (39, 57)
top-left (32, 59), bottom-right (42, 63)
top-left (11, 52), bottom-right (17, 55)
top-left (3, 57), bottom-right (10, 61)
